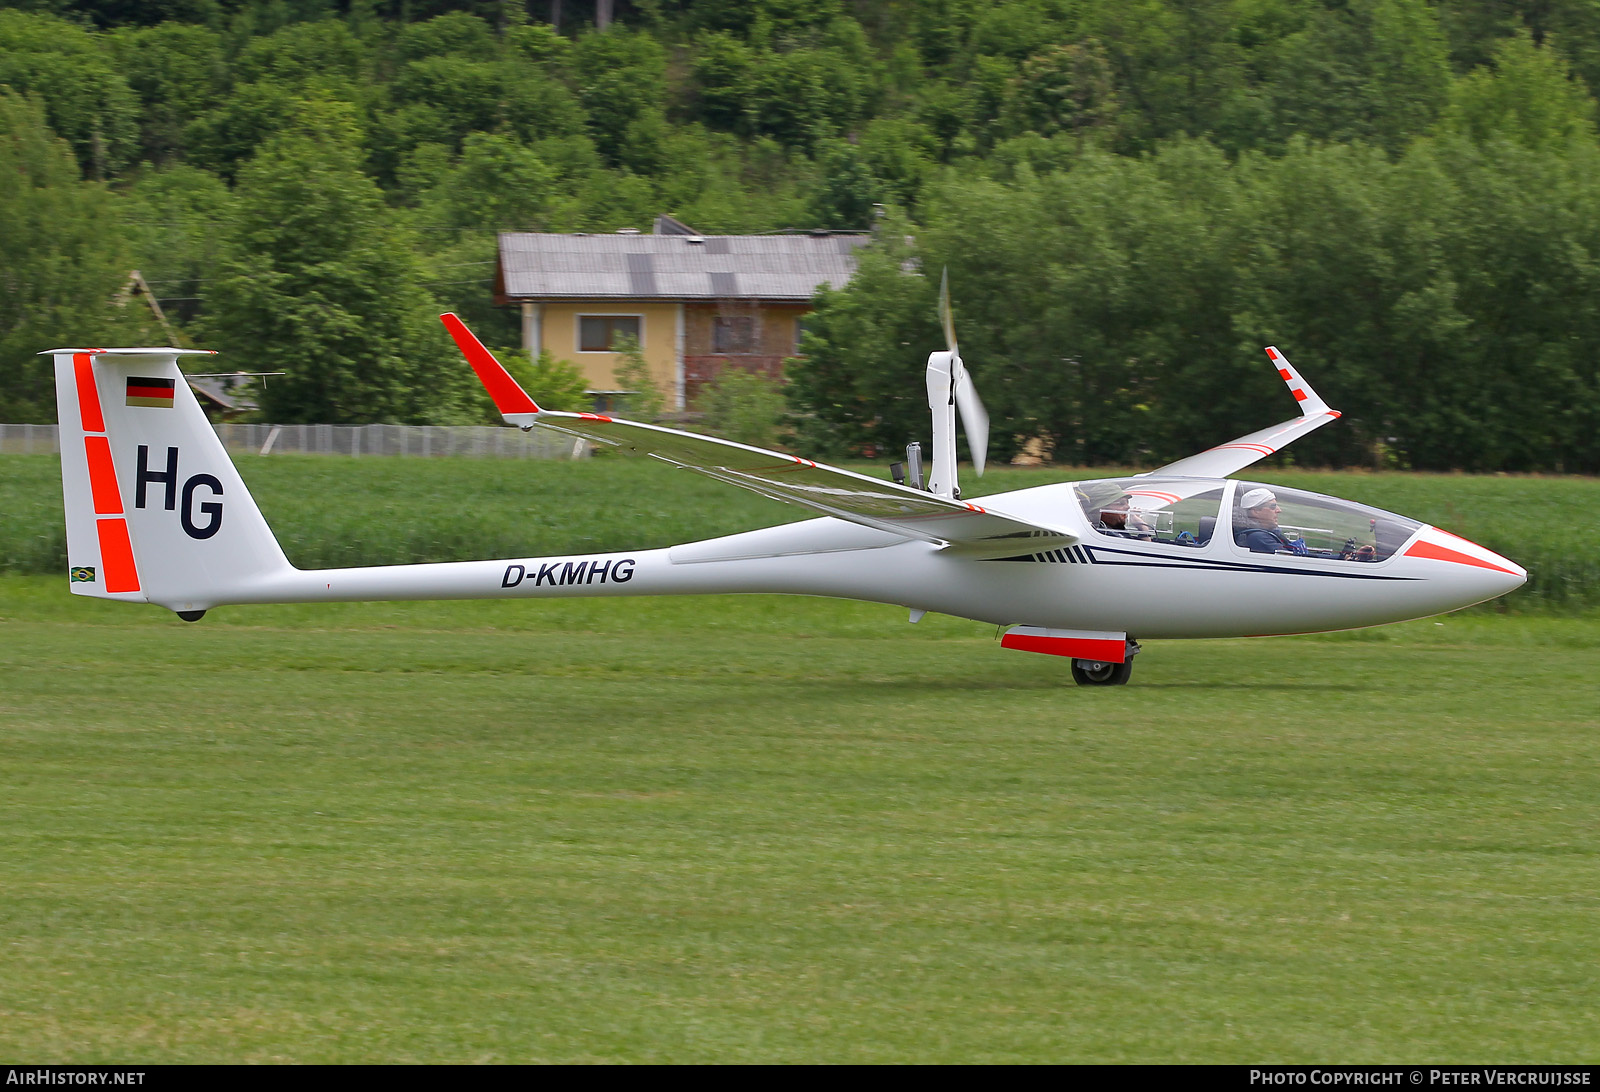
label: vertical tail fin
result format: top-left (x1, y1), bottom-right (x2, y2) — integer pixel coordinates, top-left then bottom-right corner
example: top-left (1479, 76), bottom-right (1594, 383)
top-left (49, 348), bottom-right (292, 614)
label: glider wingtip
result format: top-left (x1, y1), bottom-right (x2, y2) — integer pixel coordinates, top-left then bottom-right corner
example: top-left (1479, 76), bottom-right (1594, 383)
top-left (440, 313), bottom-right (541, 415)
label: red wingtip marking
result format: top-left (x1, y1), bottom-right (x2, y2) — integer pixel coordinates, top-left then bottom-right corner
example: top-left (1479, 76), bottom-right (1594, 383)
top-left (1328, 410), bottom-right (1342, 419)
top-left (1278, 368), bottom-right (1292, 380)
top-left (440, 313), bottom-right (540, 415)
top-left (96, 519), bottom-right (140, 593)
top-left (1404, 538), bottom-right (1519, 576)
top-left (576, 412), bottom-right (612, 422)
top-left (1265, 347), bottom-right (1280, 360)
top-left (74, 354), bottom-right (104, 433)
top-left (1292, 389), bottom-right (1308, 401)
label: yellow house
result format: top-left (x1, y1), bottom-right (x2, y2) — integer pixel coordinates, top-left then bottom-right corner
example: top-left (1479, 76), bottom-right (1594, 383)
top-left (495, 224), bottom-right (869, 410)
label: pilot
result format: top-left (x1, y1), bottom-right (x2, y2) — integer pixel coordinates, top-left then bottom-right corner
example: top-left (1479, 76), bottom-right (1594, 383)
top-left (1235, 487), bottom-right (1305, 554)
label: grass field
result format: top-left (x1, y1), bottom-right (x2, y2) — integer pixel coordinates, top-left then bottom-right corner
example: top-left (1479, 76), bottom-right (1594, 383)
top-left (1, 575), bottom-right (1597, 1062)
top-left (3, 453), bottom-right (1598, 1060)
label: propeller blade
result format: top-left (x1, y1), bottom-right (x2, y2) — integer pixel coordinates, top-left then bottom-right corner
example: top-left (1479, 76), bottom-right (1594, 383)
top-left (940, 269), bottom-right (988, 475)
top-left (938, 267), bottom-right (957, 356)
top-left (953, 361), bottom-right (989, 476)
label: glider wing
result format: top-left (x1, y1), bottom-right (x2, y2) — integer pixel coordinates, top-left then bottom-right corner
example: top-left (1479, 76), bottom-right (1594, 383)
top-left (1148, 347), bottom-right (1342, 479)
top-left (442, 314), bottom-right (1077, 557)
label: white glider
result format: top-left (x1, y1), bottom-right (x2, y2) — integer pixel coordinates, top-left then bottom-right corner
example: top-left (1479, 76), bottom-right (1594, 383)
top-left (47, 312), bottom-right (1524, 685)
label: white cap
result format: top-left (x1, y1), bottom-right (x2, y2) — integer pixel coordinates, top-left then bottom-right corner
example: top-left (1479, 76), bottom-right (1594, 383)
top-left (1239, 487), bottom-right (1277, 510)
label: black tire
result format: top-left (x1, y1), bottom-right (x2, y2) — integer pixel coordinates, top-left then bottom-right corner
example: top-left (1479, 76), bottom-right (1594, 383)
top-left (1070, 658), bottom-right (1133, 686)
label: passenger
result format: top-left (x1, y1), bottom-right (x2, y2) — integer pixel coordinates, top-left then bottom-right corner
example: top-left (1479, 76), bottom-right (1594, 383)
top-left (1096, 496), bottom-right (1153, 540)
top-left (1235, 488), bottom-right (1305, 554)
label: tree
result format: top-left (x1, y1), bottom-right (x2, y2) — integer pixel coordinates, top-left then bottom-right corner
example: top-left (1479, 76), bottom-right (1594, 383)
top-left (1443, 31), bottom-right (1599, 151)
top-left (1000, 41), bottom-right (1120, 145)
top-left (185, 19), bottom-right (372, 178)
top-left (1078, 0), bottom-right (1243, 151)
top-left (506, 349), bottom-right (589, 413)
top-left (108, 21), bottom-right (226, 165)
top-left (122, 164), bottom-right (236, 329)
top-left (0, 11), bottom-right (140, 176)
top-left (572, 25), bottom-right (668, 171)
top-left (609, 333), bottom-right (662, 421)
top-left (697, 368), bottom-right (788, 448)
top-left (424, 132), bottom-right (556, 230)
top-left (203, 100), bottom-right (479, 423)
top-left (0, 93), bottom-right (155, 422)
top-left (1253, 0), bottom-right (1453, 155)
top-left (786, 234), bottom-right (943, 459)
top-left (809, 138), bottom-right (880, 229)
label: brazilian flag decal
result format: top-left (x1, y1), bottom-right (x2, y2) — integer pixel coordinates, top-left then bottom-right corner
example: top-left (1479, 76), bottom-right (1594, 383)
top-left (70, 566), bottom-right (96, 583)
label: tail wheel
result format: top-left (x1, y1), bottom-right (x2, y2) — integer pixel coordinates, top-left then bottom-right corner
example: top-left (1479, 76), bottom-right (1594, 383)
top-left (1071, 658), bottom-right (1132, 686)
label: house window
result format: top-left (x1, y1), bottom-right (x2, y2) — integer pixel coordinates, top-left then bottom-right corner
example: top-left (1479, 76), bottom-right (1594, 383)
top-left (713, 316), bottom-right (756, 354)
top-left (579, 315), bottom-right (642, 352)
top-left (793, 317), bottom-right (808, 355)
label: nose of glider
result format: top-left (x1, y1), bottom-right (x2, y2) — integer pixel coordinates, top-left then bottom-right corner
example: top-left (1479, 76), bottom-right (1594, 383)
top-left (1404, 527), bottom-right (1527, 605)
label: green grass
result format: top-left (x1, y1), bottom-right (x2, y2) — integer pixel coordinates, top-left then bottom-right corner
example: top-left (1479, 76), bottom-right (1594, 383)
top-left (1, 578), bottom-right (1597, 1062)
top-left (3, 453), bottom-right (1597, 608)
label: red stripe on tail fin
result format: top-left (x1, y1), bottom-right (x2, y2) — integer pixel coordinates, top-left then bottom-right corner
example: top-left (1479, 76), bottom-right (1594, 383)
top-left (84, 436), bottom-right (123, 514)
top-left (96, 519), bottom-right (140, 593)
top-left (74, 354), bottom-right (104, 432)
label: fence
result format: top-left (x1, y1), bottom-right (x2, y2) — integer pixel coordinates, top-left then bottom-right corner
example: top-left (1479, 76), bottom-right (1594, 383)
top-left (0, 422), bottom-right (586, 459)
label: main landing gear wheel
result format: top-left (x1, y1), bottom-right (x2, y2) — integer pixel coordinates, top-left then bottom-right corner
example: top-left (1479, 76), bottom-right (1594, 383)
top-left (1071, 658), bottom-right (1133, 686)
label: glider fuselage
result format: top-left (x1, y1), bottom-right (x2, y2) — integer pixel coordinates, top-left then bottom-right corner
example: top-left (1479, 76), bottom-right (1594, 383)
top-left (216, 476), bottom-right (1523, 641)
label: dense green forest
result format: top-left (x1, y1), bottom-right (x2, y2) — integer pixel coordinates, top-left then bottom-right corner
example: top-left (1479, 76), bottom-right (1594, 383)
top-left (2, 1), bottom-right (1598, 471)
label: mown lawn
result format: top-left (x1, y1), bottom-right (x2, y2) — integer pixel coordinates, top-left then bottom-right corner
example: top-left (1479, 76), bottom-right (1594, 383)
top-left (1, 578), bottom-right (1595, 1062)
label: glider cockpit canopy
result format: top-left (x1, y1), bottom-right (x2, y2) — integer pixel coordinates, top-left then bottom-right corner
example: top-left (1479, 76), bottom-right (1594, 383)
top-left (1075, 476), bottom-right (1423, 562)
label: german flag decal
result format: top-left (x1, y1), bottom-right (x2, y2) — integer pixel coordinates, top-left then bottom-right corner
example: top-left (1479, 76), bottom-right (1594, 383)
top-left (126, 376), bottom-right (176, 408)
top-left (70, 566), bottom-right (96, 583)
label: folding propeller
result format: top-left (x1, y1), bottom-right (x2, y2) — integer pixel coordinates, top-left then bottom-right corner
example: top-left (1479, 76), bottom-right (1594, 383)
top-left (938, 268), bottom-right (989, 476)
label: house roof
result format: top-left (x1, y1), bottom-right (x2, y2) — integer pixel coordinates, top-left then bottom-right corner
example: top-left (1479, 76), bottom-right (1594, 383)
top-left (497, 231), bottom-right (871, 302)
top-left (186, 374), bottom-right (259, 414)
